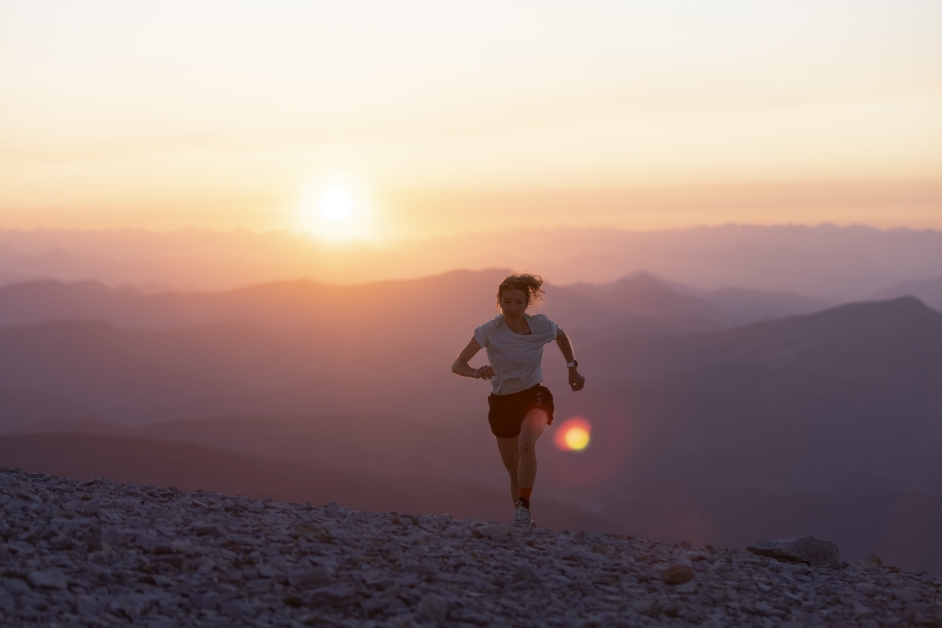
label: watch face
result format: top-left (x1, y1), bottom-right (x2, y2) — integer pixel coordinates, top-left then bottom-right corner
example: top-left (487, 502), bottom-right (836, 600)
top-left (568, 360), bottom-right (578, 368)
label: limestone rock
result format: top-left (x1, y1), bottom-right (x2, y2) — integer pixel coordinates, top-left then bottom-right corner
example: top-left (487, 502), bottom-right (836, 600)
top-left (28, 569), bottom-right (67, 590)
top-left (0, 588), bottom-right (15, 613)
top-left (192, 523), bottom-right (224, 537)
top-left (513, 563), bottom-right (537, 582)
top-left (473, 523), bottom-right (511, 540)
top-left (1, 577), bottom-right (31, 596)
top-left (287, 567), bottom-right (332, 588)
top-left (746, 534), bottom-right (840, 566)
top-left (75, 594), bottom-right (100, 615)
top-left (661, 564), bottom-right (695, 585)
top-left (81, 497), bottom-right (101, 516)
top-left (418, 593), bottom-right (449, 621)
top-left (296, 522), bottom-right (331, 542)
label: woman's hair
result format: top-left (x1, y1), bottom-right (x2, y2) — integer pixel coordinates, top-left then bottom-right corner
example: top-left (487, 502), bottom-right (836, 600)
top-left (496, 272), bottom-right (545, 311)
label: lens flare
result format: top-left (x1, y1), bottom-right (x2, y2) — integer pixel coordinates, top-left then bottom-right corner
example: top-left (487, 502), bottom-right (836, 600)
top-left (554, 417), bottom-right (592, 452)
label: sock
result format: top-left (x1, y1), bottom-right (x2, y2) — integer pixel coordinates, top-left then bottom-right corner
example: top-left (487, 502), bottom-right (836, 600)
top-left (518, 486), bottom-right (532, 509)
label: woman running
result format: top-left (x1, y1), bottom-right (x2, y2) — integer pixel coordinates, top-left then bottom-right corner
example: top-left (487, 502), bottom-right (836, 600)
top-left (452, 273), bottom-right (585, 527)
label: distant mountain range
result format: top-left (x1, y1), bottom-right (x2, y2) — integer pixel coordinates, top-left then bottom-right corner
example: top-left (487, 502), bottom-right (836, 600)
top-left (0, 270), bottom-right (828, 425)
top-left (572, 296), bottom-right (942, 495)
top-left (0, 268), bottom-right (824, 332)
top-left (872, 276), bottom-right (942, 312)
top-left (1, 224), bottom-right (941, 298)
top-left (3, 268), bottom-right (942, 571)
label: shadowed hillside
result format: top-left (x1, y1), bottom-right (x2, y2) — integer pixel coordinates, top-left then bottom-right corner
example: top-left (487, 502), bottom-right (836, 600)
top-left (11, 412), bottom-right (527, 499)
top-left (2, 275), bottom-right (941, 571)
top-left (6, 433), bottom-right (942, 574)
top-left (0, 269), bottom-right (831, 426)
top-left (0, 433), bottom-right (616, 534)
top-left (5, 467), bottom-right (941, 627)
top-left (571, 296), bottom-right (942, 495)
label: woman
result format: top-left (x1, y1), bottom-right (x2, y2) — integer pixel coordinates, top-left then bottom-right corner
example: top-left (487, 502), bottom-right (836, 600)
top-left (452, 273), bottom-right (585, 528)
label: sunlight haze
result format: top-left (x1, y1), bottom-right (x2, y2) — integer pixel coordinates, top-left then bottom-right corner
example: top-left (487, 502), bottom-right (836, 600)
top-left (1, 1), bottom-right (941, 235)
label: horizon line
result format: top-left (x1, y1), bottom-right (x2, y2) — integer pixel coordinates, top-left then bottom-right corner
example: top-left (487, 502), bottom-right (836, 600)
top-left (0, 221), bottom-right (939, 241)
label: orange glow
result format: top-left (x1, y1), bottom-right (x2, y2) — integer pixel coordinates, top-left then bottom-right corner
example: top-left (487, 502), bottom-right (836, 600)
top-left (554, 417), bottom-right (592, 452)
top-left (1, 4), bottom-right (940, 233)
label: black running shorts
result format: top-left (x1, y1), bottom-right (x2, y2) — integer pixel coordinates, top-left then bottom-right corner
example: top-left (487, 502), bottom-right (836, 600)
top-left (487, 384), bottom-right (554, 439)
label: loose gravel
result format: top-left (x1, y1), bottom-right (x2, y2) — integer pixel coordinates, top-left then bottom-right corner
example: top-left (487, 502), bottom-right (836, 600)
top-left (1, 466), bottom-right (940, 627)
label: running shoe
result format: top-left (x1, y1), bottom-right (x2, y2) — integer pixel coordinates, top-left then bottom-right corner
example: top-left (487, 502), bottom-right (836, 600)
top-left (512, 501), bottom-right (532, 528)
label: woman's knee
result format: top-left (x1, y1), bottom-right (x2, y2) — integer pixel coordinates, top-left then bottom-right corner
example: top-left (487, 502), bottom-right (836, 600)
top-left (518, 438), bottom-right (537, 455)
top-left (518, 411), bottom-right (547, 452)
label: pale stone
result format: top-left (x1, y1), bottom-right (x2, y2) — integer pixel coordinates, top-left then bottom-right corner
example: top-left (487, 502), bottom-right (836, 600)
top-left (858, 554), bottom-right (883, 569)
top-left (746, 535), bottom-right (840, 566)
top-left (661, 564), bottom-right (695, 585)
top-left (28, 570), bottom-right (67, 590)
top-left (417, 593), bottom-right (449, 621)
top-left (287, 567), bottom-right (332, 588)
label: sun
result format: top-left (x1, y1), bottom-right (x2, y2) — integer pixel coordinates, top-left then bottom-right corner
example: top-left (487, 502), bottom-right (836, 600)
top-left (318, 186), bottom-right (354, 223)
top-left (297, 173), bottom-right (374, 240)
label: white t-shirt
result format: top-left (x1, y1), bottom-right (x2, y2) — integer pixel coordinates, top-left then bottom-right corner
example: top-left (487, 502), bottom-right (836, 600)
top-left (473, 314), bottom-right (559, 395)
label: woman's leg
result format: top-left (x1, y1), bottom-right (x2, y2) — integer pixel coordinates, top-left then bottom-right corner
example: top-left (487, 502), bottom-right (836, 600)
top-left (495, 435), bottom-right (521, 506)
top-left (517, 408), bottom-right (549, 490)
top-left (494, 409), bottom-right (549, 507)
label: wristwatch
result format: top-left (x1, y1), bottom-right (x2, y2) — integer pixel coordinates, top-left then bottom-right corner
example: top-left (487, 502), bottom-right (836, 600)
top-left (567, 360), bottom-right (579, 369)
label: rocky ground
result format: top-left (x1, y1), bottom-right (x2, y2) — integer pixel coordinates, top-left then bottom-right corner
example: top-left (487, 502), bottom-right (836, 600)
top-left (1, 466), bottom-right (940, 627)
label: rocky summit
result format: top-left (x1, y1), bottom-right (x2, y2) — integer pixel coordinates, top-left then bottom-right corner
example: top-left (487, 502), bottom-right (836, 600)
top-left (1, 467), bottom-right (941, 628)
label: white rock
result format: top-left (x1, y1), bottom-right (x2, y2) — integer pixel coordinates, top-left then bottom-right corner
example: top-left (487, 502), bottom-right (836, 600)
top-left (473, 524), bottom-right (511, 540)
top-left (417, 593), bottom-right (449, 621)
top-left (746, 535), bottom-right (840, 566)
top-left (287, 567), bottom-right (332, 588)
top-left (28, 570), bottom-right (67, 590)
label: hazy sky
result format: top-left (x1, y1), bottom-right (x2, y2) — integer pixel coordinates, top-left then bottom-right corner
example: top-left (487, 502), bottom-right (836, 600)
top-left (1, 1), bottom-right (940, 238)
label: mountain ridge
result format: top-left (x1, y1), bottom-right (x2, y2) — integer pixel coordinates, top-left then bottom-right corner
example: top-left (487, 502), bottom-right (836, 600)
top-left (5, 223), bottom-right (940, 295)
top-left (872, 276), bottom-right (942, 312)
top-left (0, 269), bottom-right (824, 332)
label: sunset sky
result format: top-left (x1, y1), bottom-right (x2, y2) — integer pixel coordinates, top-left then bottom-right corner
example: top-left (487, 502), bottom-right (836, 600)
top-left (1, 1), bottom-right (940, 239)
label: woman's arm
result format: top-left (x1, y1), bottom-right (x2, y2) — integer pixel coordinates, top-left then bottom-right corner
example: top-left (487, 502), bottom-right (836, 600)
top-left (451, 337), bottom-right (495, 379)
top-left (556, 327), bottom-right (585, 392)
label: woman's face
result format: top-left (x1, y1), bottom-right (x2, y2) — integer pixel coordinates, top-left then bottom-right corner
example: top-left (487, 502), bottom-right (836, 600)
top-left (498, 289), bottom-right (528, 319)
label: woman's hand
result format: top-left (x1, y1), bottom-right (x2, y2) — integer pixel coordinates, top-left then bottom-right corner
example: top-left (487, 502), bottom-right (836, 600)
top-left (569, 368), bottom-right (585, 392)
top-left (453, 336), bottom-right (489, 379)
top-left (473, 365), bottom-right (495, 380)
top-left (556, 328), bottom-right (584, 391)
